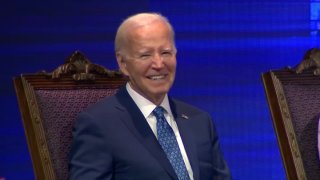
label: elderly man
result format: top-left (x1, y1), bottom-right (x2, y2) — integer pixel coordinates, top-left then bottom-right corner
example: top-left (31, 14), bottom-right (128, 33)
top-left (69, 12), bottom-right (231, 180)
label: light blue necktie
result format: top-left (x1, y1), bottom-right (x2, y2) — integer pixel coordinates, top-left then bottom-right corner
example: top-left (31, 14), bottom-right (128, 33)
top-left (153, 106), bottom-right (190, 180)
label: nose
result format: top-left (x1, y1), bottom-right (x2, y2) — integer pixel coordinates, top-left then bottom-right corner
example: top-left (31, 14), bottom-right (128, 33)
top-left (151, 54), bottom-right (164, 69)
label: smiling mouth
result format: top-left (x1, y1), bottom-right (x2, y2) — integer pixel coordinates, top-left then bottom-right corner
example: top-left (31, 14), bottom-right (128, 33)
top-left (148, 75), bottom-right (166, 80)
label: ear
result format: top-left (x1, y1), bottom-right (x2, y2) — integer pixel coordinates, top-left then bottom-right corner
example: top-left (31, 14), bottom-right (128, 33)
top-left (116, 52), bottom-right (129, 76)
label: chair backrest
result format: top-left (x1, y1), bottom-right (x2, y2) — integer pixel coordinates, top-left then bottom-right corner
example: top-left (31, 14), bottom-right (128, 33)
top-left (13, 51), bottom-right (127, 180)
top-left (262, 48), bottom-right (320, 180)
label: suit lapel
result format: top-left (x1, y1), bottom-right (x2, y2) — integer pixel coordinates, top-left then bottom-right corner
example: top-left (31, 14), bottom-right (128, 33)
top-left (115, 88), bottom-right (178, 180)
top-left (170, 99), bottom-right (200, 180)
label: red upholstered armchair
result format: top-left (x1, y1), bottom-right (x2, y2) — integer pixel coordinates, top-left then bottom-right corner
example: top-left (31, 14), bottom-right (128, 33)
top-left (262, 48), bottom-right (320, 180)
top-left (13, 51), bottom-right (126, 180)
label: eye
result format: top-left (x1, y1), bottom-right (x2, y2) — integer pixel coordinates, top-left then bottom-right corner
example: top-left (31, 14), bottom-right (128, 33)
top-left (161, 51), bottom-right (173, 58)
top-left (139, 54), bottom-right (152, 60)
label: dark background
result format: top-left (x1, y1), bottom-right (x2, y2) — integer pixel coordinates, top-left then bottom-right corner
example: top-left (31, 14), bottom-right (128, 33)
top-left (1, 0), bottom-right (319, 179)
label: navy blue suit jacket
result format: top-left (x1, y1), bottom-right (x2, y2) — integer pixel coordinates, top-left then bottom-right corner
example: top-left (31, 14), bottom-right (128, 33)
top-left (69, 87), bottom-right (231, 180)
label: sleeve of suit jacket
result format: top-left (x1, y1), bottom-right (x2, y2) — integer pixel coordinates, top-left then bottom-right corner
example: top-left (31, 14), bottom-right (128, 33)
top-left (69, 112), bottom-right (113, 180)
top-left (207, 113), bottom-right (232, 180)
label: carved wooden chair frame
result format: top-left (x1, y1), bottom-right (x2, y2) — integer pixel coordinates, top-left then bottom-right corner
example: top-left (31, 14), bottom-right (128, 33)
top-left (13, 51), bottom-right (126, 179)
top-left (262, 47), bottom-right (320, 180)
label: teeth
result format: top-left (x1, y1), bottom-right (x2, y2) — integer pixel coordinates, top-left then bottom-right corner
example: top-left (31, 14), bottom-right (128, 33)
top-left (150, 75), bottom-right (165, 80)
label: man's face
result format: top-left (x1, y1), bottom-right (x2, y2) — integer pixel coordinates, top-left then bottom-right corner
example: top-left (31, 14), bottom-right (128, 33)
top-left (117, 20), bottom-right (176, 104)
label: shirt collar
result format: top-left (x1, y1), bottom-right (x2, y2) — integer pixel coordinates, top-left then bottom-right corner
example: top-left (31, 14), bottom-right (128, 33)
top-left (126, 83), bottom-right (172, 118)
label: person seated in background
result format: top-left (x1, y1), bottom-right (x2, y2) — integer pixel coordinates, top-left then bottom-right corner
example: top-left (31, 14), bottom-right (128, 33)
top-left (69, 12), bottom-right (231, 180)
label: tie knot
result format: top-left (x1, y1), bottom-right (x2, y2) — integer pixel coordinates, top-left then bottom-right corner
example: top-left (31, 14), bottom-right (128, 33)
top-left (153, 106), bottom-right (165, 118)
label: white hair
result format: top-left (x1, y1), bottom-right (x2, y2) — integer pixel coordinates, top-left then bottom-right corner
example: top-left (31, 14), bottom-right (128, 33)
top-left (114, 12), bottom-right (176, 53)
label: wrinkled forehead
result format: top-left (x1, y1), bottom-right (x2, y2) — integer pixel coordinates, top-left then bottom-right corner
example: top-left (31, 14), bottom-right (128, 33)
top-left (127, 21), bottom-right (172, 42)
top-left (130, 26), bottom-right (174, 52)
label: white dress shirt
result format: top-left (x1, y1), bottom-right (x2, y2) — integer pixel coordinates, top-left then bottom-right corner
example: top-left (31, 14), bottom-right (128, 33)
top-left (126, 83), bottom-right (194, 180)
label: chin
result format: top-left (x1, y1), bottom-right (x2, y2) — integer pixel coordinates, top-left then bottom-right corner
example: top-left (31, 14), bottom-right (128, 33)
top-left (151, 89), bottom-right (169, 97)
